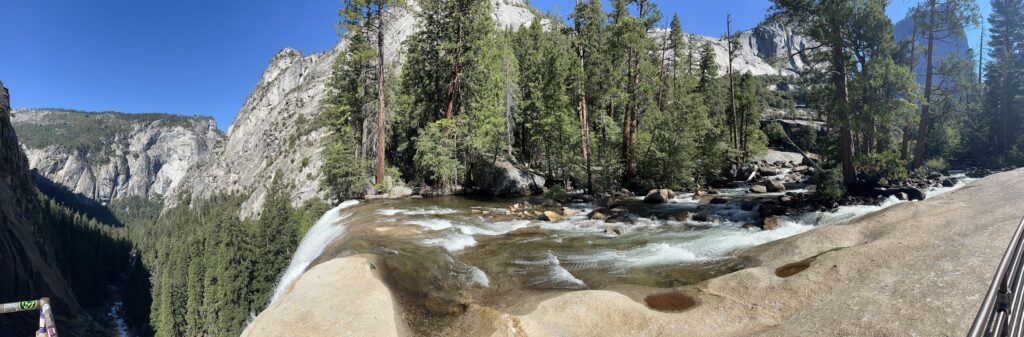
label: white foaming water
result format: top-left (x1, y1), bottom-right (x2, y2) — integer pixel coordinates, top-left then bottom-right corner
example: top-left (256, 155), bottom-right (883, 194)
top-left (559, 177), bottom-right (977, 270)
top-left (270, 200), bottom-right (359, 304)
top-left (517, 252), bottom-right (587, 289)
top-left (457, 220), bottom-right (530, 236)
top-left (422, 233), bottom-right (477, 251)
top-left (467, 265), bottom-right (491, 288)
top-left (377, 206), bottom-right (458, 216)
top-left (408, 219), bottom-right (454, 230)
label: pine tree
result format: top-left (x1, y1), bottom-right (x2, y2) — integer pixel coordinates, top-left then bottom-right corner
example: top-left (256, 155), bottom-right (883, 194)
top-left (340, 0), bottom-right (406, 184)
top-left (985, 0), bottom-right (1024, 162)
top-left (248, 175), bottom-right (296, 312)
top-left (772, 0), bottom-right (918, 185)
top-left (909, 0), bottom-right (979, 169)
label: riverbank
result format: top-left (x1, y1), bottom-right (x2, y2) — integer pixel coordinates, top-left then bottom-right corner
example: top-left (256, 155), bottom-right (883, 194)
top-left (245, 168), bottom-right (1019, 336)
top-left (484, 167), bottom-right (1023, 336)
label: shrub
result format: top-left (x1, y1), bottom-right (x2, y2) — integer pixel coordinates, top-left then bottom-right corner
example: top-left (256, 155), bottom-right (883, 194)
top-left (545, 185), bottom-right (569, 203)
top-left (854, 151), bottom-right (908, 186)
top-left (813, 168), bottom-right (845, 205)
top-left (924, 158), bottom-right (948, 172)
top-left (764, 122), bottom-right (786, 146)
top-left (790, 125), bottom-right (818, 151)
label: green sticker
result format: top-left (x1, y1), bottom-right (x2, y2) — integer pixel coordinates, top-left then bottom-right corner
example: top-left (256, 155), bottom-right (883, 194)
top-left (18, 300), bottom-right (37, 311)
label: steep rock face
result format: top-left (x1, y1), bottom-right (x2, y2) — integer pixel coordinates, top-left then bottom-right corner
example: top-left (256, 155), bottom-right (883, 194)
top-left (0, 83), bottom-right (86, 332)
top-left (12, 109), bottom-right (223, 203)
top-left (167, 0), bottom-right (539, 218)
top-left (167, 46), bottom-right (341, 218)
top-left (655, 22), bottom-right (814, 76)
top-left (893, 13), bottom-right (971, 85)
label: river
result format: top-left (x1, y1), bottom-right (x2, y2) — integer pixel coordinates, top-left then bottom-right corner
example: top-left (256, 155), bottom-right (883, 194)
top-left (269, 174), bottom-right (975, 319)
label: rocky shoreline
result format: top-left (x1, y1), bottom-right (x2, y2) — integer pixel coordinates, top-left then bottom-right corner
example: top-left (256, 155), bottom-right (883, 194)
top-left (245, 167), bottom-right (1017, 337)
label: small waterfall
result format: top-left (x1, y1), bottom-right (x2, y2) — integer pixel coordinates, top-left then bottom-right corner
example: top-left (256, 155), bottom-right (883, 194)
top-left (270, 200), bottom-right (359, 304)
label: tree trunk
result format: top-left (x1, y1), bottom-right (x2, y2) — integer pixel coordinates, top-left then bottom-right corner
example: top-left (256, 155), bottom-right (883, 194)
top-left (726, 16), bottom-right (740, 165)
top-left (576, 32), bottom-right (593, 194)
top-left (831, 30), bottom-right (856, 185)
top-left (375, 4), bottom-right (387, 185)
top-left (912, 0), bottom-right (937, 170)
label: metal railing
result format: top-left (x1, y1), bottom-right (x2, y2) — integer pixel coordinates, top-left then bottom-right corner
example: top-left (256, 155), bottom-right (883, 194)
top-left (970, 216), bottom-right (1024, 337)
top-left (0, 297), bottom-right (59, 337)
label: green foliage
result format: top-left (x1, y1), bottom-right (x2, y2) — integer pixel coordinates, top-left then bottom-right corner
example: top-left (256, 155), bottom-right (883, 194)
top-left (812, 168), bottom-right (845, 205)
top-left (854, 151), bottom-right (909, 186)
top-left (108, 196), bottom-right (165, 227)
top-left (544, 185), bottom-right (569, 203)
top-left (134, 192), bottom-right (332, 337)
top-left (321, 127), bottom-right (371, 199)
top-left (924, 158), bottom-right (948, 172)
top-left (790, 125), bottom-right (819, 152)
top-left (765, 122), bottom-right (786, 145)
top-left (414, 120), bottom-right (460, 188)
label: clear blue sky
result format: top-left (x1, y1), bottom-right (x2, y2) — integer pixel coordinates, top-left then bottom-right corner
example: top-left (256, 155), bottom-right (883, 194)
top-left (0, 0), bottom-right (990, 131)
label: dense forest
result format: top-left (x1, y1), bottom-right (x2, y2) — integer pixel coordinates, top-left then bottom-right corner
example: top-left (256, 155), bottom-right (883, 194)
top-left (8, 0), bottom-right (1021, 336)
top-left (323, 0), bottom-right (1024, 203)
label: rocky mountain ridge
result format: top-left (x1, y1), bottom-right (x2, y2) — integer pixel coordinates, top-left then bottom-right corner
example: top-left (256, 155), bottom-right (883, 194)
top-left (0, 83), bottom-right (88, 333)
top-left (653, 21), bottom-right (814, 76)
top-left (12, 108), bottom-right (223, 203)
top-left (165, 0), bottom-right (544, 218)
top-left (166, 0), bottom-right (815, 217)
top-left (19, 0), bottom-right (814, 218)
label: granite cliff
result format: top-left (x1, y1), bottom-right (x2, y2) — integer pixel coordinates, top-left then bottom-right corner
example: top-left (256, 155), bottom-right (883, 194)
top-left (12, 108), bottom-right (222, 203)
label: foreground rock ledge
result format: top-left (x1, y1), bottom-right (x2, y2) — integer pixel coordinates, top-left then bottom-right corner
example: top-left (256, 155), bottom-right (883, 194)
top-left (241, 256), bottom-right (402, 337)
top-left (250, 169), bottom-right (1024, 336)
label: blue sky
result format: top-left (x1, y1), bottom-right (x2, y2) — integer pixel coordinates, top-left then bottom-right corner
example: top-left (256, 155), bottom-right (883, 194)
top-left (0, 0), bottom-right (990, 131)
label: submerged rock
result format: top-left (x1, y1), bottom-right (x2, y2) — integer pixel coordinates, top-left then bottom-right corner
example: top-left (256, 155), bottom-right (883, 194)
top-left (749, 184), bottom-right (768, 193)
top-left (604, 226), bottom-right (625, 235)
top-left (588, 209), bottom-right (609, 221)
top-left (508, 226), bottom-right (552, 236)
top-left (762, 216), bottom-right (782, 231)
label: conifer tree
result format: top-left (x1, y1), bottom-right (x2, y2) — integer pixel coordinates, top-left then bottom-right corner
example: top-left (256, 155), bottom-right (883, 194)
top-left (909, 0), bottom-right (979, 169)
top-left (984, 0), bottom-right (1024, 162)
top-left (340, 0), bottom-right (405, 184)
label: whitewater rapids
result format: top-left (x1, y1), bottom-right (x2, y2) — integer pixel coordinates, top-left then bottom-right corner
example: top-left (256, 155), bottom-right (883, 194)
top-left (270, 200), bottom-right (359, 304)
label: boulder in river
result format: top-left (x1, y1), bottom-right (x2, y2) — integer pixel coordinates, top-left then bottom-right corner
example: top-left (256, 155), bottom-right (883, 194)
top-left (759, 166), bottom-right (781, 176)
top-left (792, 165), bottom-right (809, 173)
top-left (589, 210), bottom-right (609, 221)
top-left (941, 178), bottom-right (958, 187)
top-left (644, 189), bottom-right (675, 203)
top-left (749, 184), bottom-right (768, 193)
top-left (542, 211), bottom-right (562, 222)
top-left (880, 187), bottom-right (925, 201)
top-left (766, 180), bottom-right (786, 192)
top-left (758, 202), bottom-right (788, 218)
top-left (762, 216), bottom-right (782, 230)
top-left (466, 158), bottom-right (545, 197)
